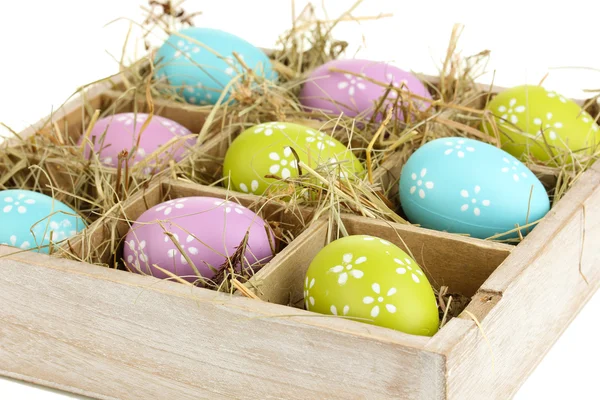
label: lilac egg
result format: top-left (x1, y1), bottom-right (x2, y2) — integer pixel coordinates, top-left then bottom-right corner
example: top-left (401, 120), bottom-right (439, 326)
top-left (123, 196), bottom-right (276, 283)
top-left (78, 112), bottom-right (197, 173)
top-left (299, 59), bottom-right (432, 121)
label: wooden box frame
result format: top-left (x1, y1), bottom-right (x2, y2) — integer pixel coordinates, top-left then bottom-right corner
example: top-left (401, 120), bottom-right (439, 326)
top-left (1, 72), bottom-right (600, 399)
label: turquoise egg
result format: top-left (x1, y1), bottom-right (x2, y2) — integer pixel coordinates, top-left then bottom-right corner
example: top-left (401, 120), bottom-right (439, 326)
top-left (0, 189), bottom-right (87, 253)
top-left (398, 137), bottom-right (550, 240)
top-left (154, 27), bottom-right (277, 105)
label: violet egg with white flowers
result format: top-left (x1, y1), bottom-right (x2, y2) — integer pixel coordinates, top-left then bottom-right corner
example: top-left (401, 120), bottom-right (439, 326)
top-left (77, 112), bottom-right (196, 174)
top-left (299, 59), bottom-right (432, 121)
top-left (122, 196), bottom-right (276, 283)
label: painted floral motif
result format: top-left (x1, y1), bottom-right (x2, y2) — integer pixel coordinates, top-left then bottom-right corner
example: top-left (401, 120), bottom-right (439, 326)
top-left (329, 253), bottom-right (366, 285)
top-left (337, 73), bottom-right (367, 96)
top-left (155, 198), bottom-right (187, 216)
top-left (224, 54), bottom-right (246, 76)
top-left (305, 129), bottom-right (336, 150)
top-left (330, 304), bottom-right (350, 316)
top-left (497, 98), bottom-right (526, 125)
top-left (385, 73), bottom-right (409, 99)
top-left (239, 180), bottom-right (259, 194)
top-left (165, 233), bottom-right (199, 265)
top-left (362, 283), bottom-right (397, 318)
top-left (547, 90), bottom-right (567, 103)
top-left (460, 186), bottom-right (490, 216)
top-left (269, 147), bottom-right (298, 179)
top-left (2, 193), bottom-right (35, 214)
top-left (254, 122), bottom-right (287, 136)
top-left (159, 119), bottom-right (191, 136)
top-left (304, 276), bottom-right (315, 310)
top-left (116, 113), bottom-right (148, 126)
top-left (324, 157), bottom-right (350, 179)
top-left (443, 139), bottom-right (475, 158)
top-left (184, 83), bottom-right (210, 105)
top-left (363, 236), bottom-right (391, 246)
top-left (533, 112), bottom-right (563, 141)
top-left (394, 257), bottom-right (423, 284)
top-left (39, 219), bottom-right (77, 242)
top-left (501, 157), bottom-right (528, 182)
top-left (213, 199), bottom-right (246, 215)
top-left (409, 168), bottom-right (434, 199)
top-left (126, 239), bottom-right (148, 272)
top-left (1, 235), bottom-right (30, 250)
top-left (173, 39), bottom-right (201, 59)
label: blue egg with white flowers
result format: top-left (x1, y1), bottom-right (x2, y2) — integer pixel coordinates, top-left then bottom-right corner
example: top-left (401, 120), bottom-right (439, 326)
top-left (398, 137), bottom-right (550, 240)
top-left (154, 27), bottom-right (277, 105)
top-left (0, 189), bottom-right (87, 253)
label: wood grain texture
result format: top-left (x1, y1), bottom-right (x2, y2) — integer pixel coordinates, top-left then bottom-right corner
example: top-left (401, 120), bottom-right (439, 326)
top-left (0, 245), bottom-right (445, 400)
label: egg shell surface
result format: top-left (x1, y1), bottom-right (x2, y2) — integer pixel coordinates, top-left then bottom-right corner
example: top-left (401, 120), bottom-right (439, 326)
top-left (77, 113), bottom-right (196, 173)
top-left (399, 137), bottom-right (550, 240)
top-left (299, 59), bottom-right (432, 121)
top-left (483, 85), bottom-right (600, 163)
top-left (222, 122), bottom-right (365, 195)
top-left (123, 196), bottom-right (276, 282)
top-left (304, 234), bottom-right (440, 336)
top-left (154, 27), bottom-right (277, 105)
top-left (0, 189), bottom-right (87, 253)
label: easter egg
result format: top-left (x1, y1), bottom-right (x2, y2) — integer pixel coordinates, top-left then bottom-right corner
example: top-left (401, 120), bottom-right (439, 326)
top-left (0, 189), bottom-right (86, 253)
top-left (123, 196), bottom-right (276, 283)
top-left (154, 27), bottom-right (277, 105)
top-left (222, 121), bottom-right (364, 195)
top-left (77, 112), bottom-right (196, 173)
top-left (304, 234), bottom-right (440, 336)
top-left (482, 85), bottom-right (600, 163)
top-left (399, 137), bottom-right (551, 240)
top-left (299, 59), bottom-right (432, 121)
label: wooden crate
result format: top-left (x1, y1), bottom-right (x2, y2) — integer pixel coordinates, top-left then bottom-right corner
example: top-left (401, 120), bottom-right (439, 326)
top-left (2, 71), bottom-right (600, 400)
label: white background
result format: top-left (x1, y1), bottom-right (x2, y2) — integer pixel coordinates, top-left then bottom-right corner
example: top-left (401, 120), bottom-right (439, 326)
top-left (1, 1), bottom-right (599, 398)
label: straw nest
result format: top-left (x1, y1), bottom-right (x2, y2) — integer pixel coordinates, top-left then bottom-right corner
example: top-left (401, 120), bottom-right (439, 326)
top-left (1, 0), bottom-right (599, 325)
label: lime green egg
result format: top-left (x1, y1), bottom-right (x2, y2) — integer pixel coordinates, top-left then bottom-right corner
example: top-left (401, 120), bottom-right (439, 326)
top-left (304, 235), bottom-right (440, 337)
top-left (222, 122), bottom-right (364, 195)
top-left (483, 85), bottom-right (599, 164)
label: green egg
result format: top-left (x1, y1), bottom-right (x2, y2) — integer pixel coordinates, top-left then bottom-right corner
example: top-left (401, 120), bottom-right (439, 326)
top-left (482, 85), bottom-right (599, 164)
top-left (304, 234), bottom-right (440, 337)
top-left (222, 122), bottom-right (364, 195)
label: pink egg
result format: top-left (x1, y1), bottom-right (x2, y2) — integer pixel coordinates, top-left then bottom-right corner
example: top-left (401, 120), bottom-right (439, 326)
top-left (78, 112), bottom-right (197, 173)
top-left (299, 59), bottom-right (433, 121)
top-left (123, 196), bottom-right (276, 283)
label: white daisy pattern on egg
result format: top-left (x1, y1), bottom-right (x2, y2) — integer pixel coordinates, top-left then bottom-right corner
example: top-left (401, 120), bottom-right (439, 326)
top-left (501, 157), bottom-right (528, 182)
top-left (497, 98), bottom-right (526, 125)
top-left (239, 180), bottom-right (259, 194)
top-left (116, 113), bottom-right (148, 126)
top-left (337, 73), bottom-right (367, 96)
top-left (213, 199), bottom-right (246, 215)
top-left (40, 219), bottom-right (77, 242)
top-left (443, 139), bottom-right (475, 158)
top-left (305, 129), bottom-right (336, 150)
top-left (126, 239), bottom-right (148, 272)
top-left (362, 283), bottom-right (397, 318)
top-left (223, 54), bottom-right (245, 76)
top-left (173, 39), bottom-right (201, 59)
top-left (329, 253), bottom-right (366, 285)
top-left (363, 236), bottom-right (391, 246)
top-left (304, 276), bottom-right (315, 310)
top-left (330, 304), bottom-right (350, 316)
top-left (409, 168), bottom-right (434, 199)
top-left (269, 147), bottom-right (297, 179)
top-left (324, 157), bottom-right (351, 179)
top-left (533, 112), bottom-right (564, 141)
top-left (460, 186), bottom-right (490, 216)
top-left (393, 257), bottom-right (423, 284)
top-left (2, 193), bottom-right (35, 214)
top-left (253, 122), bottom-right (287, 136)
top-left (159, 118), bottom-right (191, 136)
top-left (385, 73), bottom-right (409, 99)
top-left (1, 235), bottom-right (31, 250)
top-left (155, 198), bottom-right (187, 216)
top-left (165, 233), bottom-right (199, 265)
top-left (547, 90), bottom-right (567, 103)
